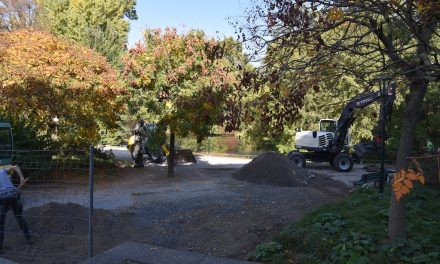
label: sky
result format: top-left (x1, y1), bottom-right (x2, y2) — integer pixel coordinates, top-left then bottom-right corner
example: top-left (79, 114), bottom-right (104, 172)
top-left (127, 0), bottom-right (252, 47)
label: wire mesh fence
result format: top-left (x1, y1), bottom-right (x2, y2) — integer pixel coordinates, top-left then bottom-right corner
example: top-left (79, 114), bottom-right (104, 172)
top-left (0, 148), bottom-right (93, 264)
top-left (409, 154), bottom-right (440, 188)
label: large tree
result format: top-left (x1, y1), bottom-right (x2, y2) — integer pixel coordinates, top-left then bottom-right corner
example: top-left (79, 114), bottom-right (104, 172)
top-left (242, 0), bottom-right (440, 241)
top-left (0, 0), bottom-right (37, 30)
top-left (0, 30), bottom-right (125, 148)
top-left (124, 28), bottom-right (244, 176)
top-left (38, 0), bottom-right (137, 65)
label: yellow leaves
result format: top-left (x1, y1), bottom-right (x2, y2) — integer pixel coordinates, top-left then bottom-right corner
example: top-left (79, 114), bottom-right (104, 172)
top-left (203, 102), bottom-right (213, 111)
top-left (0, 29), bottom-right (125, 147)
top-left (165, 102), bottom-right (173, 109)
top-left (327, 7), bottom-right (344, 22)
top-left (392, 160), bottom-right (425, 201)
top-left (415, 0), bottom-right (440, 14)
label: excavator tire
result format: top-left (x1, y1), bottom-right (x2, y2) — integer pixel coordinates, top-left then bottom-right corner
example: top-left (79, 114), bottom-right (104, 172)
top-left (333, 153), bottom-right (353, 172)
top-left (287, 151), bottom-right (306, 168)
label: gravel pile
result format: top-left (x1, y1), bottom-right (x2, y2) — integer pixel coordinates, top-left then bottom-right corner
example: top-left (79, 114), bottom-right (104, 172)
top-left (233, 151), bottom-right (308, 187)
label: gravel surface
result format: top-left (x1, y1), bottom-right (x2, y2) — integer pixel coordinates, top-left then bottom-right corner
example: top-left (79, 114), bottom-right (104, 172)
top-left (2, 151), bottom-right (351, 264)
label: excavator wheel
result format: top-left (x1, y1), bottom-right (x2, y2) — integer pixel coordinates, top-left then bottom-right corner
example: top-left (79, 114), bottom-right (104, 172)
top-left (287, 152), bottom-right (306, 168)
top-left (333, 153), bottom-right (353, 172)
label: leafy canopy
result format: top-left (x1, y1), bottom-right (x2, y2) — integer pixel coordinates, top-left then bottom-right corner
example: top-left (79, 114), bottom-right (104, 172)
top-left (124, 28), bottom-right (244, 142)
top-left (0, 0), bottom-right (38, 31)
top-left (38, 0), bottom-right (137, 65)
top-left (240, 0), bottom-right (440, 130)
top-left (0, 30), bottom-right (125, 148)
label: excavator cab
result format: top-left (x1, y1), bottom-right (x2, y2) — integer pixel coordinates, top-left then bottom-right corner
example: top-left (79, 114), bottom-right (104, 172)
top-left (319, 119), bottom-right (337, 133)
top-left (0, 123), bottom-right (13, 166)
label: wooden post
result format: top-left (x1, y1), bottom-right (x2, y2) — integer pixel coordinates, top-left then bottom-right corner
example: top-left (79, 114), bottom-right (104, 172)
top-left (379, 81), bottom-right (386, 193)
top-left (437, 156), bottom-right (440, 189)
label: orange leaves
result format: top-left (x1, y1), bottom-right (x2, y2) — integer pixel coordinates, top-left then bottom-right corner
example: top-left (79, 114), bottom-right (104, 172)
top-left (0, 29), bottom-right (125, 147)
top-left (327, 7), bottom-right (344, 22)
top-left (124, 27), bottom-right (243, 137)
top-left (415, 0), bottom-right (440, 15)
top-left (392, 160), bottom-right (425, 201)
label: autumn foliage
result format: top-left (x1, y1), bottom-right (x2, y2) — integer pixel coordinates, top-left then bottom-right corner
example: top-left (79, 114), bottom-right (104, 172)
top-left (124, 28), bottom-right (242, 141)
top-left (0, 29), bottom-right (125, 147)
top-left (392, 159), bottom-right (425, 201)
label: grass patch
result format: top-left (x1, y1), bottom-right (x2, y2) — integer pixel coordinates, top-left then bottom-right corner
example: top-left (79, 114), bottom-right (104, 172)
top-left (250, 186), bottom-right (440, 264)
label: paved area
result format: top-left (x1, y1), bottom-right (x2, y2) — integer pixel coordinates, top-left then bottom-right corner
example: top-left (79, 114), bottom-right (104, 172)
top-left (80, 242), bottom-right (254, 264)
top-left (105, 145), bottom-right (370, 187)
top-left (306, 162), bottom-right (366, 186)
top-left (0, 257), bottom-right (19, 264)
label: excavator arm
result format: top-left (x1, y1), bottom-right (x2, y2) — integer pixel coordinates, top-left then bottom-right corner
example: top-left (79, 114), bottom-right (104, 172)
top-left (331, 83), bottom-right (396, 154)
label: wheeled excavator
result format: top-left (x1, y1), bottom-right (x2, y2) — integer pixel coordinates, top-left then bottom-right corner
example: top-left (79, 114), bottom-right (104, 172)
top-left (287, 83), bottom-right (396, 172)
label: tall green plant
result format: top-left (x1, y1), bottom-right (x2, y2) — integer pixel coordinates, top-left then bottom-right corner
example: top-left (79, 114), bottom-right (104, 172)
top-left (38, 0), bottom-right (137, 65)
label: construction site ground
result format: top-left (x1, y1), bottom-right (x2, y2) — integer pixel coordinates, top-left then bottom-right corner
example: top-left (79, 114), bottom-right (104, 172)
top-left (2, 148), bottom-right (368, 264)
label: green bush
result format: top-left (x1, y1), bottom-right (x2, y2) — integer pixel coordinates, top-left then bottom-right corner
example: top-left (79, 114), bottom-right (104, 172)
top-left (93, 147), bottom-right (117, 168)
top-left (251, 186), bottom-right (440, 264)
top-left (331, 232), bottom-right (376, 264)
top-left (253, 241), bottom-right (284, 262)
top-left (0, 112), bottom-right (53, 150)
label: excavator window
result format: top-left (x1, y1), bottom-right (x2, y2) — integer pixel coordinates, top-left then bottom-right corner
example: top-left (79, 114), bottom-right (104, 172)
top-left (0, 124), bottom-right (13, 165)
top-left (320, 120), bottom-right (337, 133)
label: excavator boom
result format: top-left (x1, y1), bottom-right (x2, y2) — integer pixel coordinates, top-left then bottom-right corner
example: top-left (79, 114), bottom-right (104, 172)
top-left (331, 84), bottom-right (396, 153)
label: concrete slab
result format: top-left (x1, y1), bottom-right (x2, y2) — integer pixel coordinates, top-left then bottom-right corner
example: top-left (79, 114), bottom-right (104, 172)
top-left (80, 242), bottom-right (254, 264)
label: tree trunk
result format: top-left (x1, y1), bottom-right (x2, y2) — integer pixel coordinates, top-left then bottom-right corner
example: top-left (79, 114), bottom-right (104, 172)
top-left (167, 131), bottom-right (175, 177)
top-left (388, 77), bottom-right (428, 241)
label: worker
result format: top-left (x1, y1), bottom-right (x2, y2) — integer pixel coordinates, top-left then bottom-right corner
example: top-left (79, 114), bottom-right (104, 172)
top-left (133, 119), bottom-right (147, 167)
top-left (143, 124), bottom-right (155, 162)
top-left (426, 139), bottom-right (434, 154)
top-left (0, 165), bottom-right (32, 250)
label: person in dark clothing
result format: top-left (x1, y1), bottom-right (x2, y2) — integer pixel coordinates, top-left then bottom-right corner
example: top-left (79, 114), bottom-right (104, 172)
top-left (133, 119), bottom-right (147, 167)
top-left (0, 165), bottom-right (32, 250)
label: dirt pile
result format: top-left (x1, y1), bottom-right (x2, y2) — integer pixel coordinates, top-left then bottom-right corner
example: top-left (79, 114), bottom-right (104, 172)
top-left (233, 151), bottom-right (308, 187)
top-left (2, 203), bottom-right (138, 264)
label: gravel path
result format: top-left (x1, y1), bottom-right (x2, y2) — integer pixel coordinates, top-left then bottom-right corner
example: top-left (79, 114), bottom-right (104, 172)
top-left (2, 149), bottom-right (353, 264)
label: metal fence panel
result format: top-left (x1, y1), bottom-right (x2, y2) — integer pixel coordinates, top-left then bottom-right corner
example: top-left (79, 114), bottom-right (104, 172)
top-left (1, 149), bottom-right (92, 264)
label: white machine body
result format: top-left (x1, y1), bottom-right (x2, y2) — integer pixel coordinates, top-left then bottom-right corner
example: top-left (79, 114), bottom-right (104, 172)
top-left (295, 131), bottom-right (334, 150)
top-left (294, 119), bottom-right (348, 151)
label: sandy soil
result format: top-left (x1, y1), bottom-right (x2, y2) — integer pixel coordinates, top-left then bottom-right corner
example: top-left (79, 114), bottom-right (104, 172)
top-left (1, 153), bottom-right (351, 264)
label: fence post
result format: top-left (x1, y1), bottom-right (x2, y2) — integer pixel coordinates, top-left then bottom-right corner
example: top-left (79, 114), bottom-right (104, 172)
top-left (438, 156), bottom-right (440, 189)
top-left (88, 145), bottom-right (94, 258)
top-left (208, 136), bottom-right (211, 156)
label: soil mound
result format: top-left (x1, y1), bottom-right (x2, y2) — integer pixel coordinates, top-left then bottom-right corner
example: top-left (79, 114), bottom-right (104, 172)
top-left (233, 151), bottom-right (308, 187)
top-left (1, 203), bottom-right (139, 263)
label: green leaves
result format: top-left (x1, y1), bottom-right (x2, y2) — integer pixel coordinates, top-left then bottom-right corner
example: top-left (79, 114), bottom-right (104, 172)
top-left (252, 241), bottom-right (284, 262)
top-left (331, 232), bottom-right (376, 264)
top-left (383, 239), bottom-right (440, 264)
top-left (124, 28), bottom-right (245, 140)
top-left (311, 213), bottom-right (347, 236)
top-left (38, 0), bottom-right (137, 65)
